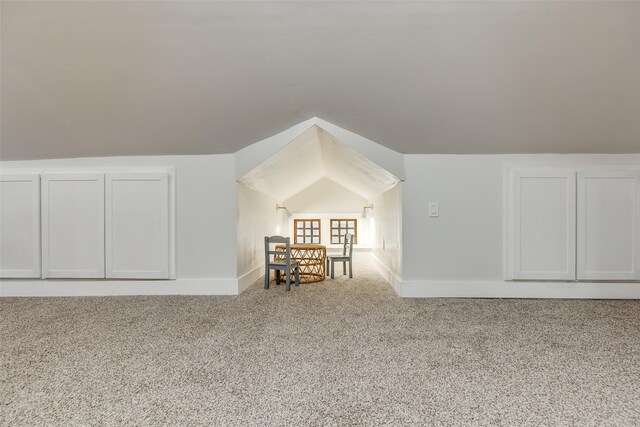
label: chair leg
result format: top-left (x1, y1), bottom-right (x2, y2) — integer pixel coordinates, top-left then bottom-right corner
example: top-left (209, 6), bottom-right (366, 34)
top-left (343, 261), bottom-right (346, 275)
top-left (285, 267), bottom-right (291, 291)
top-left (326, 258), bottom-right (330, 279)
top-left (295, 266), bottom-right (300, 286)
top-left (264, 268), bottom-right (269, 289)
top-left (349, 260), bottom-right (353, 278)
top-left (275, 269), bottom-right (281, 285)
top-left (331, 260), bottom-right (335, 279)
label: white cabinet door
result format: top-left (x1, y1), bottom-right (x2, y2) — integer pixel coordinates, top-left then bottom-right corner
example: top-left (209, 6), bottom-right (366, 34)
top-left (510, 170), bottom-right (576, 280)
top-left (577, 170), bottom-right (640, 280)
top-left (0, 174), bottom-right (41, 278)
top-left (42, 174), bottom-right (105, 278)
top-left (105, 173), bottom-right (169, 279)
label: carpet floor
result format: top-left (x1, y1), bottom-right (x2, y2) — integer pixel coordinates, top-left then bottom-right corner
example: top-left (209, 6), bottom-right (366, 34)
top-left (1, 261), bottom-right (640, 426)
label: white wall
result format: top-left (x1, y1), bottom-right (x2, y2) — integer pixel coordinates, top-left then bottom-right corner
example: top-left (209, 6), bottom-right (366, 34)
top-left (403, 155), bottom-right (502, 281)
top-left (284, 178), bottom-right (367, 213)
top-left (0, 154), bottom-right (239, 295)
top-left (283, 178), bottom-right (371, 250)
top-left (370, 183), bottom-right (403, 289)
top-left (4, 152), bottom-right (638, 298)
top-left (236, 182), bottom-right (281, 290)
top-left (401, 154), bottom-right (640, 298)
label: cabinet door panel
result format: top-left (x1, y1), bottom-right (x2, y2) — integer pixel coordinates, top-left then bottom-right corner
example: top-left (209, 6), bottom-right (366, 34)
top-left (577, 170), bottom-right (640, 280)
top-left (0, 174), bottom-right (41, 278)
top-left (42, 174), bottom-right (105, 278)
top-left (105, 173), bottom-right (169, 279)
top-left (511, 170), bottom-right (576, 280)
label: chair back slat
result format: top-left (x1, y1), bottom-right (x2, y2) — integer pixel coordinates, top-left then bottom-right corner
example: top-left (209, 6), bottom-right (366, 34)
top-left (267, 235), bottom-right (289, 244)
top-left (343, 233), bottom-right (354, 259)
top-left (265, 235), bottom-right (292, 265)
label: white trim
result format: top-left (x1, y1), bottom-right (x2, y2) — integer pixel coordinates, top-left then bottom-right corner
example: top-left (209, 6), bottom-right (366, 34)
top-left (0, 166), bottom-right (177, 175)
top-left (168, 168), bottom-right (177, 279)
top-left (503, 166), bottom-right (513, 280)
top-left (237, 264), bottom-right (264, 294)
top-left (234, 117), bottom-right (405, 181)
top-left (370, 253), bottom-right (402, 296)
top-left (3, 268), bottom-right (639, 299)
top-left (0, 278), bottom-right (238, 297)
top-left (400, 280), bottom-right (640, 299)
top-left (369, 246), bottom-right (640, 300)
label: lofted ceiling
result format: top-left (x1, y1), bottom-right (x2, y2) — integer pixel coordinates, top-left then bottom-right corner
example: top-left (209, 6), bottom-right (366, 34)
top-left (1, 1), bottom-right (640, 161)
top-left (238, 125), bottom-right (399, 201)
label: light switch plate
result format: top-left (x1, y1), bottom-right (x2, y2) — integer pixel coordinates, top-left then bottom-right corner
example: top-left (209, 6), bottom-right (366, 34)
top-left (429, 202), bottom-right (439, 217)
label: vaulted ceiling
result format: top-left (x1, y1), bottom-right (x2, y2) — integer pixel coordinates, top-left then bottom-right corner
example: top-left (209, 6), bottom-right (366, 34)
top-left (2, 1), bottom-right (639, 160)
top-left (238, 125), bottom-right (399, 201)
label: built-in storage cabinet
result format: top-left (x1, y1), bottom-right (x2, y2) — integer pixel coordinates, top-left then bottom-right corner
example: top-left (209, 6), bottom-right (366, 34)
top-left (105, 173), bottom-right (169, 279)
top-left (1, 170), bottom-right (173, 280)
top-left (577, 170), bottom-right (640, 280)
top-left (0, 174), bottom-right (41, 278)
top-left (507, 167), bottom-right (640, 281)
top-left (509, 170), bottom-right (576, 280)
top-left (42, 174), bottom-right (105, 278)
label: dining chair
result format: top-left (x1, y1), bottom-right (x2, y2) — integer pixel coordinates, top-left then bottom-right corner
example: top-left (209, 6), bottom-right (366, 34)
top-left (264, 236), bottom-right (300, 291)
top-left (326, 233), bottom-right (354, 279)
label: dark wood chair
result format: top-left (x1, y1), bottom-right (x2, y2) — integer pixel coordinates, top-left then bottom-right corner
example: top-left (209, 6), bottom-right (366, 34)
top-left (326, 233), bottom-right (354, 279)
top-left (264, 236), bottom-right (300, 291)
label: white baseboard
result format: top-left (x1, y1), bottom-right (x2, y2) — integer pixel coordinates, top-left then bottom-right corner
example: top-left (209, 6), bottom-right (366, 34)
top-left (401, 279), bottom-right (640, 299)
top-left (369, 254), bottom-right (403, 296)
top-left (4, 267), bottom-right (638, 300)
top-left (0, 278), bottom-right (239, 297)
top-left (367, 254), bottom-right (640, 299)
top-left (237, 264), bottom-right (264, 294)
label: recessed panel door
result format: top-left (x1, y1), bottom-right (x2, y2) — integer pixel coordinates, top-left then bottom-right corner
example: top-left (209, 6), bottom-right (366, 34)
top-left (42, 174), bottom-right (105, 278)
top-left (577, 170), bottom-right (640, 280)
top-left (510, 170), bottom-right (576, 280)
top-left (0, 174), bottom-right (41, 278)
top-left (105, 173), bottom-right (169, 279)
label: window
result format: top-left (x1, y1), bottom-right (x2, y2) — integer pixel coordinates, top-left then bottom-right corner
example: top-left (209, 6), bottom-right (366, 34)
top-left (294, 219), bottom-right (321, 244)
top-left (330, 219), bottom-right (357, 244)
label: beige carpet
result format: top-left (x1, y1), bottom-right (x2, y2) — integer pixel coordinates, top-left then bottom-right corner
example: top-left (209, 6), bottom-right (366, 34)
top-left (2, 261), bottom-right (640, 426)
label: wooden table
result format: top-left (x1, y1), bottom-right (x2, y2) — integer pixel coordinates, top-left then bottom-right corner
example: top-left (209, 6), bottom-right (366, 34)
top-left (275, 244), bottom-right (326, 283)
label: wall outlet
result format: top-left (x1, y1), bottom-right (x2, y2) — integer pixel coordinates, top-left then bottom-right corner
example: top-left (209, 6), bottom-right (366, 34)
top-left (428, 202), bottom-right (439, 217)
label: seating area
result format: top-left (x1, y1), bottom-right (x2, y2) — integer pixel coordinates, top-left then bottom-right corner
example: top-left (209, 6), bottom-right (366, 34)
top-left (265, 232), bottom-right (355, 291)
top-left (327, 233), bottom-right (354, 279)
top-left (264, 235), bottom-right (300, 291)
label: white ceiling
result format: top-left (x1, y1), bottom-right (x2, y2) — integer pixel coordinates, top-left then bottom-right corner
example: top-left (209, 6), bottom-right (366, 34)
top-left (2, 1), bottom-right (640, 160)
top-left (238, 125), bottom-right (399, 200)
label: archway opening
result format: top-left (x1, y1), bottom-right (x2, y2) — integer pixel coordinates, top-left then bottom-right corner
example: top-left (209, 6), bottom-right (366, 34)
top-left (236, 122), bottom-right (402, 293)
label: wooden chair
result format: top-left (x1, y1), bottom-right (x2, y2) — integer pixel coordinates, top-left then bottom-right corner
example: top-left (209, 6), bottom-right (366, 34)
top-left (326, 233), bottom-right (354, 279)
top-left (264, 236), bottom-right (300, 291)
